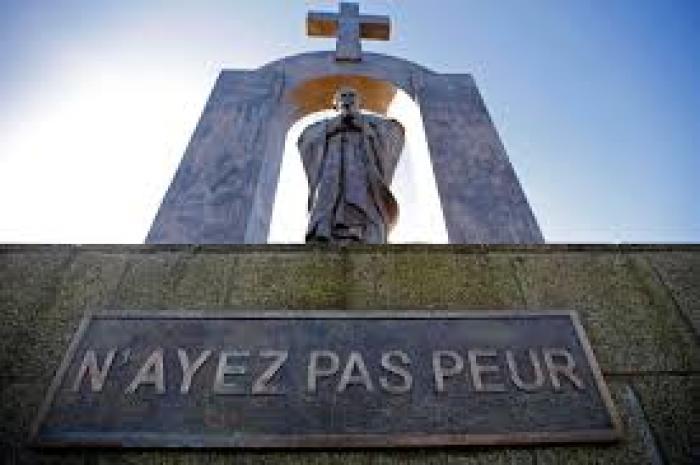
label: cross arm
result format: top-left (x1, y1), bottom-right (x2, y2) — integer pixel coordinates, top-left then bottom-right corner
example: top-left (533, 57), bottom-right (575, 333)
top-left (307, 12), bottom-right (339, 38)
top-left (307, 12), bottom-right (390, 41)
top-left (359, 15), bottom-right (390, 41)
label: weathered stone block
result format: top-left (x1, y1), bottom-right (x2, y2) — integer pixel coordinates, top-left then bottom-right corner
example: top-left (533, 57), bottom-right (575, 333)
top-left (0, 247), bottom-right (73, 377)
top-left (632, 375), bottom-right (698, 465)
top-left (4, 250), bottom-right (127, 385)
top-left (0, 245), bottom-right (696, 465)
top-left (372, 450), bottom-right (445, 464)
top-left (167, 250), bottom-right (238, 309)
top-left (647, 250), bottom-right (700, 337)
top-left (446, 449), bottom-right (533, 465)
top-left (512, 251), bottom-right (700, 373)
top-left (225, 248), bottom-right (346, 309)
top-left (345, 248), bottom-right (523, 309)
top-left (535, 382), bottom-right (660, 465)
top-left (112, 250), bottom-right (195, 309)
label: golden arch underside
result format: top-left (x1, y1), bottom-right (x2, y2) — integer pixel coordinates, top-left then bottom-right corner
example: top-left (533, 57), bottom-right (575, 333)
top-left (288, 74), bottom-right (398, 119)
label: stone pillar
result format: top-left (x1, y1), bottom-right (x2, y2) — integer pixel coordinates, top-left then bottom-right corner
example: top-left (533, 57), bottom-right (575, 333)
top-left (417, 73), bottom-right (543, 243)
top-left (146, 70), bottom-right (285, 243)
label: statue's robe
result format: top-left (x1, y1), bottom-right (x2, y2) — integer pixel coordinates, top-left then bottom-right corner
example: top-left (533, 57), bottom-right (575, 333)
top-left (298, 114), bottom-right (405, 244)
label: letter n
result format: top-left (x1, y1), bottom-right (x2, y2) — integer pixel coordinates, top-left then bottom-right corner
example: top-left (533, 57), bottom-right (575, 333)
top-left (71, 349), bottom-right (116, 393)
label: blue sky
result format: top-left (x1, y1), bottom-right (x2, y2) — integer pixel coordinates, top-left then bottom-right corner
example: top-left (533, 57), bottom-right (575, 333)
top-left (1, 0), bottom-right (698, 242)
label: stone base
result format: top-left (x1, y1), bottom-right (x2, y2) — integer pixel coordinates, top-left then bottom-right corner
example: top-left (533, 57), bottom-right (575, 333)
top-left (1, 244), bottom-right (698, 464)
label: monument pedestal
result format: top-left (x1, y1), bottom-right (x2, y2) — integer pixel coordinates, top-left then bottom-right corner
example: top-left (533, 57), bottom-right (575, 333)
top-left (1, 244), bottom-right (698, 463)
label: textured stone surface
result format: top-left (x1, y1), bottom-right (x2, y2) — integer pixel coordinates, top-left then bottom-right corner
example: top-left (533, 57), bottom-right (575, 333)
top-left (0, 244), bottom-right (698, 465)
top-left (345, 249), bottom-right (524, 309)
top-left (0, 248), bottom-right (74, 382)
top-left (534, 382), bottom-right (662, 465)
top-left (445, 450), bottom-right (533, 465)
top-left (647, 251), bottom-right (700, 337)
top-left (146, 52), bottom-right (543, 244)
top-left (632, 375), bottom-right (698, 465)
top-left (15, 251), bottom-right (128, 387)
top-left (512, 251), bottom-right (700, 373)
top-left (145, 69), bottom-right (285, 244)
top-left (112, 249), bottom-right (196, 308)
top-left (418, 73), bottom-right (543, 243)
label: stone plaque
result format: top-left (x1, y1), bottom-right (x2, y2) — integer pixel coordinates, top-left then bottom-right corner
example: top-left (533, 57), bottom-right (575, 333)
top-left (32, 311), bottom-right (621, 448)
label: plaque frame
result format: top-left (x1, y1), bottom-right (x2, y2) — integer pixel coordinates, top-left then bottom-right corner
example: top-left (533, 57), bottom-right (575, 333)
top-left (31, 310), bottom-right (623, 448)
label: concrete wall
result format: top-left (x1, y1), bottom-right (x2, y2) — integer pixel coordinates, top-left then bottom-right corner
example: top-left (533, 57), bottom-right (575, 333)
top-left (1, 244), bottom-right (697, 464)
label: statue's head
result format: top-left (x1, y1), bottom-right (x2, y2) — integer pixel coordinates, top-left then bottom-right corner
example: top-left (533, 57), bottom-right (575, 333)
top-left (333, 87), bottom-right (360, 117)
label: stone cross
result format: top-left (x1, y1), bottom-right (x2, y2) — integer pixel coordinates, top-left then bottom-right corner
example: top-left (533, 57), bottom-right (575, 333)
top-left (307, 2), bottom-right (390, 62)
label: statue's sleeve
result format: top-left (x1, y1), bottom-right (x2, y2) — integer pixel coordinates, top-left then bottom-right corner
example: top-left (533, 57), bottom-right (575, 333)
top-left (297, 120), bottom-right (326, 182)
top-left (297, 120), bottom-right (328, 209)
top-left (376, 118), bottom-right (405, 181)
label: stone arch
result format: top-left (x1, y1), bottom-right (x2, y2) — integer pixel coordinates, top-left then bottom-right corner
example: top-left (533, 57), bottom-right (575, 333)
top-left (255, 52), bottom-right (432, 140)
top-left (265, 72), bottom-right (406, 244)
top-left (260, 51), bottom-right (430, 96)
top-left (246, 52), bottom-right (433, 243)
top-left (269, 77), bottom-right (448, 244)
top-left (146, 51), bottom-right (543, 244)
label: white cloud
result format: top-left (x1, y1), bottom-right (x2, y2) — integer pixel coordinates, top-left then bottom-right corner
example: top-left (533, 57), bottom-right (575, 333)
top-left (0, 65), bottom-right (208, 243)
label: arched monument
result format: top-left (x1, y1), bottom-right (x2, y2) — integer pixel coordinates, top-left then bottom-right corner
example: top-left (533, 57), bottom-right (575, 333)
top-left (146, 2), bottom-right (543, 244)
